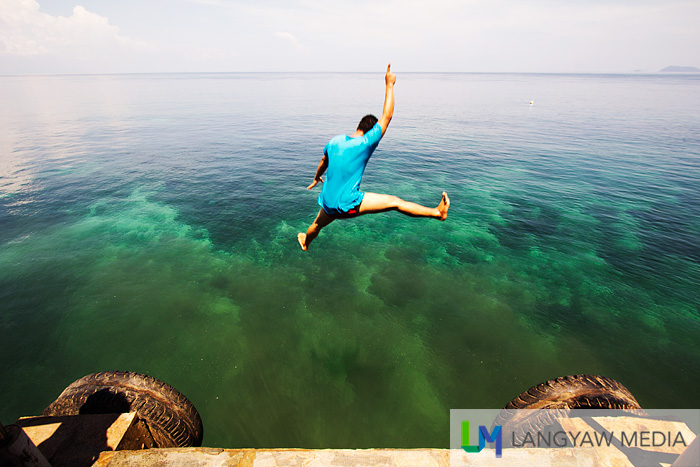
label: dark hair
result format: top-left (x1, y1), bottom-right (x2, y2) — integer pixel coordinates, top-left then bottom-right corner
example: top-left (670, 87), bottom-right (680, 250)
top-left (357, 114), bottom-right (378, 134)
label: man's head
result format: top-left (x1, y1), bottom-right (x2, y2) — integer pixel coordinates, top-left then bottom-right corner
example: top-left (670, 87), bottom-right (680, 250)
top-left (357, 114), bottom-right (378, 134)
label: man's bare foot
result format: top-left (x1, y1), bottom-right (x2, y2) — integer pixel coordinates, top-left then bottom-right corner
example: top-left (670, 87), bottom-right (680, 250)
top-left (297, 232), bottom-right (308, 251)
top-left (437, 191), bottom-right (450, 220)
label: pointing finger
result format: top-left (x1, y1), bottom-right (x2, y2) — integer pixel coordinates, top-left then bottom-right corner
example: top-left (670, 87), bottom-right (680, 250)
top-left (387, 63), bottom-right (391, 73)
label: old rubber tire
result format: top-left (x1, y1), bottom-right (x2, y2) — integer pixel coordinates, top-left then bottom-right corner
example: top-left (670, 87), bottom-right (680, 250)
top-left (494, 374), bottom-right (642, 446)
top-left (42, 371), bottom-right (203, 448)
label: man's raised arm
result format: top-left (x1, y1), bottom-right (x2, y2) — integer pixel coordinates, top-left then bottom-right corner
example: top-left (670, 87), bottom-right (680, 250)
top-left (377, 64), bottom-right (396, 135)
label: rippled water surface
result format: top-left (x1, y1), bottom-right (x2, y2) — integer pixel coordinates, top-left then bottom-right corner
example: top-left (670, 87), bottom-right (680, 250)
top-left (1, 72), bottom-right (699, 447)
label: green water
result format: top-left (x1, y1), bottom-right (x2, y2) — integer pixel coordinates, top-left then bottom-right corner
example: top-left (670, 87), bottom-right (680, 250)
top-left (1, 73), bottom-right (698, 447)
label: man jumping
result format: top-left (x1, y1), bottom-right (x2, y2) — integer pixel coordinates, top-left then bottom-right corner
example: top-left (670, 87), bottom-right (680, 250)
top-left (298, 64), bottom-right (450, 251)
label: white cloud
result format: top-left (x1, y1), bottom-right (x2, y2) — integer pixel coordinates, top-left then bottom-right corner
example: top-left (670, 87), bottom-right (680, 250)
top-left (274, 31), bottom-right (304, 50)
top-left (0, 0), bottom-right (150, 58)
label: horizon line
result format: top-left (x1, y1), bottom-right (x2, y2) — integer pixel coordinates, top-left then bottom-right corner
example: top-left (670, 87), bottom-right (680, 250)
top-left (2, 70), bottom-right (699, 78)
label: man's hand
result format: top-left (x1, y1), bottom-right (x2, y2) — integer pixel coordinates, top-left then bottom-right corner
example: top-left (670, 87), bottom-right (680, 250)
top-left (307, 177), bottom-right (323, 190)
top-left (378, 63), bottom-right (396, 134)
top-left (385, 63), bottom-right (396, 87)
top-left (308, 155), bottom-right (328, 189)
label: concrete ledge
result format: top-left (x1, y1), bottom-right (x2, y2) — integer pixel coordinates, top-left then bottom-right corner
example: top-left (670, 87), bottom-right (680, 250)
top-left (12, 414), bottom-right (697, 467)
top-left (93, 443), bottom-right (697, 467)
top-left (94, 448), bottom-right (451, 467)
top-left (91, 447), bottom-right (622, 467)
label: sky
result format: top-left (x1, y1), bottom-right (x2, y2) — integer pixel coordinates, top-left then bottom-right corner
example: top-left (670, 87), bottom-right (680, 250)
top-left (1, 0), bottom-right (699, 74)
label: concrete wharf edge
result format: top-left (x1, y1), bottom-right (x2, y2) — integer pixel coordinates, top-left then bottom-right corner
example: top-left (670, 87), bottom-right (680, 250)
top-left (15, 413), bottom-right (699, 467)
top-left (93, 446), bottom-right (608, 467)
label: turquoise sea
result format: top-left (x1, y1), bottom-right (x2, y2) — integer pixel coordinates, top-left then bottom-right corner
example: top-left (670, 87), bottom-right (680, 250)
top-left (1, 72), bottom-right (698, 448)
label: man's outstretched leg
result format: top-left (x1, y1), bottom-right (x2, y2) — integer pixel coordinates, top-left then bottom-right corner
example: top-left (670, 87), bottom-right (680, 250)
top-left (298, 208), bottom-right (334, 251)
top-left (358, 191), bottom-right (450, 220)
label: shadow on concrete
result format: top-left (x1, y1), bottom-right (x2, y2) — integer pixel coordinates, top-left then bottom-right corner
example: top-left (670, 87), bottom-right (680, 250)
top-left (17, 390), bottom-right (133, 467)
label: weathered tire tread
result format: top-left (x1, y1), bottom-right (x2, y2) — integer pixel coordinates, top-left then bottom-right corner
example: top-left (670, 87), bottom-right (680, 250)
top-left (494, 374), bottom-right (642, 446)
top-left (42, 371), bottom-right (203, 448)
top-left (502, 374), bottom-right (639, 411)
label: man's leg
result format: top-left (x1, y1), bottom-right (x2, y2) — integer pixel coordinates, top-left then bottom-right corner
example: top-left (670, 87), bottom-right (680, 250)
top-left (298, 208), bottom-right (335, 251)
top-left (358, 192), bottom-right (450, 220)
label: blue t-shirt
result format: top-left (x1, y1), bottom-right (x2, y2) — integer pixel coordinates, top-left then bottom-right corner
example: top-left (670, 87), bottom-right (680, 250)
top-left (318, 123), bottom-right (383, 216)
